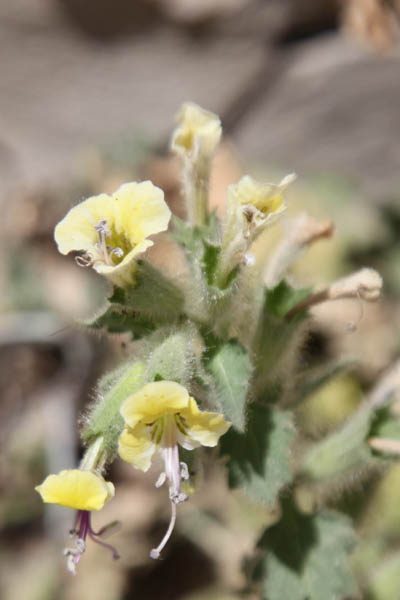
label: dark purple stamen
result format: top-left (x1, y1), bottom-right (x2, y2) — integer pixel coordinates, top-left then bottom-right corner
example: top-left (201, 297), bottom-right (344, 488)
top-left (65, 510), bottom-right (120, 574)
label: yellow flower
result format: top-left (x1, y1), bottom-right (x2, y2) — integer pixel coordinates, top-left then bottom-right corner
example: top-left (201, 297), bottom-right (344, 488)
top-left (54, 181), bottom-right (171, 285)
top-left (35, 469), bottom-right (114, 511)
top-left (35, 469), bottom-right (119, 573)
top-left (171, 102), bottom-right (222, 158)
top-left (118, 380), bottom-right (231, 559)
top-left (119, 381), bottom-right (230, 475)
top-left (228, 173), bottom-right (296, 226)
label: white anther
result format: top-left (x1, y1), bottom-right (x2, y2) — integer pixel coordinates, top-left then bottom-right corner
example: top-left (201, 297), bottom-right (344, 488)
top-left (110, 247), bottom-right (124, 258)
top-left (95, 219), bottom-right (110, 235)
top-left (170, 490), bottom-right (188, 504)
top-left (180, 462), bottom-right (189, 480)
top-left (155, 472), bottom-right (167, 488)
top-left (66, 553), bottom-right (77, 575)
top-left (242, 253), bottom-right (255, 267)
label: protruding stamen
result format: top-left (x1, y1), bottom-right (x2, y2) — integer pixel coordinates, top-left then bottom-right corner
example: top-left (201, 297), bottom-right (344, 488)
top-left (63, 538), bottom-right (86, 576)
top-left (155, 472), bottom-right (167, 488)
top-left (95, 219), bottom-right (113, 265)
top-left (92, 520), bottom-right (122, 539)
top-left (164, 445), bottom-right (187, 504)
top-left (346, 287), bottom-right (365, 332)
top-left (150, 500), bottom-right (177, 560)
top-left (110, 247), bottom-right (124, 259)
top-left (64, 510), bottom-right (120, 574)
top-left (95, 219), bottom-right (111, 236)
top-left (87, 530), bottom-right (120, 560)
top-left (180, 462), bottom-right (189, 481)
top-left (75, 253), bottom-right (95, 267)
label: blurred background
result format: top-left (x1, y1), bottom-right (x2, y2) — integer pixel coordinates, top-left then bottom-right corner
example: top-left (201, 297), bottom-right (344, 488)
top-left (1, 1), bottom-right (400, 599)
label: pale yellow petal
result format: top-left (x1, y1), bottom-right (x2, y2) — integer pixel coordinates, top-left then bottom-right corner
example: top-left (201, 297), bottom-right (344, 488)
top-left (229, 174), bottom-right (296, 218)
top-left (120, 381), bottom-right (189, 429)
top-left (54, 193), bottom-right (113, 255)
top-left (171, 102), bottom-right (221, 156)
top-left (94, 239), bottom-right (153, 276)
top-left (112, 181), bottom-right (171, 242)
top-left (118, 424), bottom-right (156, 472)
top-left (180, 397), bottom-right (231, 447)
top-left (35, 469), bottom-right (114, 511)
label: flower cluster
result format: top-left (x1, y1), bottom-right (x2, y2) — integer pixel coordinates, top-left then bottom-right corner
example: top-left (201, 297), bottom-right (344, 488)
top-left (35, 102), bottom-right (295, 574)
top-left (36, 101), bottom-right (375, 587)
top-left (36, 381), bottom-right (230, 571)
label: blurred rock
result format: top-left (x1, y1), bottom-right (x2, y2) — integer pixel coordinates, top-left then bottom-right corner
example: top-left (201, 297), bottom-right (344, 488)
top-left (235, 32), bottom-right (400, 204)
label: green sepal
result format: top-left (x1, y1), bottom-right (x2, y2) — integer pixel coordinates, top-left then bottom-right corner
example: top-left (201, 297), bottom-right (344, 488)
top-left (145, 325), bottom-right (196, 386)
top-left (83, 303), bottom-right (155, 336)
top-left (171, 213), bottom-right (223, 286)
top-left (264, 280), bottom-right (312, 318)
top-left (84, 261), bottom-right (184, 336)
top-left (124, 260), bottom-right (184, 322)
top-left (254, 282), bottom-right (311, 389)
top-left (220, 403), bottom-right (295, 505)
top-left (204, 339), bottom-right (252, 431)
top-left (254, 499), bottom-right (358, 600)
top-left (82, 361), bottom-right (146, 459)
top-left (369, 404), bottom-right (400, 443)
top-left (299, 397), bottom-right (394, 488)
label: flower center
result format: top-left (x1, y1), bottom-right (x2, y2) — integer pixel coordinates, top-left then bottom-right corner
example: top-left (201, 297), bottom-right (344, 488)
top-left (152, 414), bottom-right (189, 504)
top-left (75, 219), bottom-right (129, 268)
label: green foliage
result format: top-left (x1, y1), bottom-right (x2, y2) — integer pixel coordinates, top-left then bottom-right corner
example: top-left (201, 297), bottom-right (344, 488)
top-left (83, 361), bottom-right (146, 457)
top-left (52, 103), bottom-right (392, 591)
top-left (366, 551), bottom-right (400, 600)
top-left (171, 213), bottom-right (224, 288)
top-left (145, 326), bottom-right (196, 385)
top-left (124, 260), bottom-right (184, 322)
top-left (220, 403), bottom-right (295, 505)
top-left (84, 303), bottom-right (155, 336)
top-left (205, 340), bottom-right (252, 431)
top-left (255, 500), bottom-right (358, 600)
top-left (253, 282), bottom-right (311, 388)
top-left (299, 399), bottom-right (388, 488)
top-left (369, 405), bottom-right (400, 445)
top-left (264, 280), bottom-right (312, 319)
top-left (84, 261), bottom-right (184, 335)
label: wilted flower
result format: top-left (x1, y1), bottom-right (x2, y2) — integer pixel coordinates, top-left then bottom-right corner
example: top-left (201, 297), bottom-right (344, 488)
top-left (54, 181), bottom-right (171, 286)
top-left (36, 469), bottom-right (119, 574)
top-left (171, 102), bottom-right (222, 159)
top-left (118, 380), bottom-right (230, 558)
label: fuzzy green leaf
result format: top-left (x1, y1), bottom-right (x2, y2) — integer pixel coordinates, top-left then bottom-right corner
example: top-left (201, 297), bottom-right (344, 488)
top-left (220, 404), bottom-right (295, 504)
top-left (254, 283), bottom-right (311, 390)
top-left (124, 260), bottom-right (184, 322)
top-left (84, 304), bottom-right (155, 336)
top-left (299, 397), bottom-right (395, 487)
top-left (206, 340), bottom-right (252, 431)
top-left (265, 280), bottom-right (312, 318)
top-left (145, 326), bottom-right (195, 385)
top-left (83, 361), bottom-right (146, 457)
top-left (171, 214), bottom-right (222, 286)
top-left (369, 405), bottom-right (400, 443)
top-left (256, 501), bottom-right (358, 600)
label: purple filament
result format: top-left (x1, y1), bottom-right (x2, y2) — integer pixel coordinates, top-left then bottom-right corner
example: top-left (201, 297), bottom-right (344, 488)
top-left (73, 510), bottom-right (120, 562)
